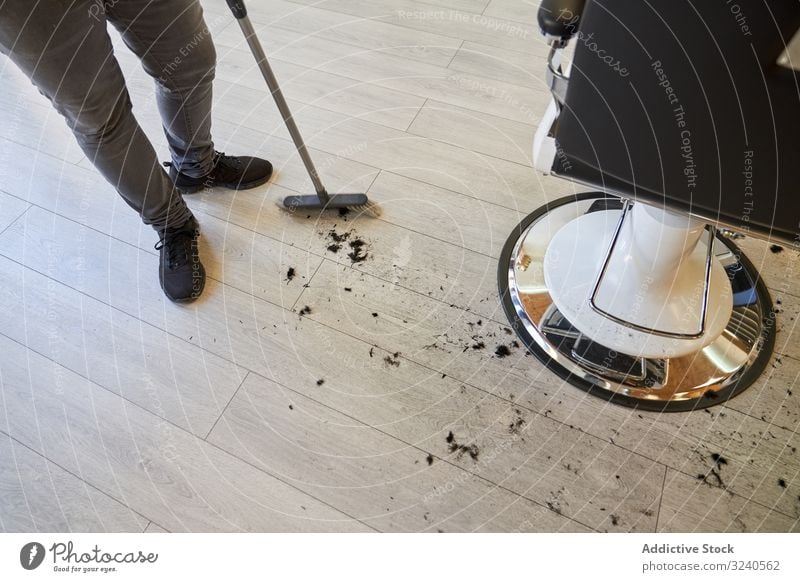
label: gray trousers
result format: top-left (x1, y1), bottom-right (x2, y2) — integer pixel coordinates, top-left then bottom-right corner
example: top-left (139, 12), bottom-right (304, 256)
top-left (0, 0), bottom-right (218, 231)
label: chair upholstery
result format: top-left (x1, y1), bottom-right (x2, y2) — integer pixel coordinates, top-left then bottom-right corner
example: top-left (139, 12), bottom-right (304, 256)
top-left (552, 0), bottom-right (800, 244)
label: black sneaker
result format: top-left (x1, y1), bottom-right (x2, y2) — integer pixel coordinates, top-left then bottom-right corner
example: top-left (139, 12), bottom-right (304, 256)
top-left (165, 151), bottom-right (273, 194)
top-left (155, 217), bottom-right (205, 302)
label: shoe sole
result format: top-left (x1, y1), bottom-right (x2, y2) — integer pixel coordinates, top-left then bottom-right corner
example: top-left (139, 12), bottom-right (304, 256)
top-left (177, 169), bottom-right (274, 195)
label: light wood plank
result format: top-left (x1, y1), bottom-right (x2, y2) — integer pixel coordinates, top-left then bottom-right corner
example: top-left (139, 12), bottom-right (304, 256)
top-left (407, 99), bottom-right (536, 164)
top-left (298, 0), bottom-right (493, 13)
top-left (724, 355), bottom-right (800, 433)
top-left (215, 50), bottom-right (426, 132)
top-left (273, 0), bottom-right (538, 53)
top-left (209, 373), bottom-right (590, 532)
top-left (0, 433), bottom-right (147, 533)
top-left (658, 469), bottom-right (800, 533)
top-left (112, 37), bottom-right (426, 132)
top-left (0, 333), bottom-right (369, 532)
top-left (210, 10), bottom-right (459, 70)
top-left (368, 171), bottom-right (524, 258)
top-left (483, 0), bottom-right (540, 25)
top-left (0, 191), bottom-right (29, 234)
top-left (773, 294), bottom-right (800, 362)
top-left (449, 40), bottom-right (549, 89)
top-left (0, 248), bottom-right (247, 438)
top-left (209, 16), bottom-right (549, 126)
top-left (733, 235), bottom-right (800, 300)
top-left (0, 141), bottom-right (153, 249)
top-left (202, 0), bottom-right (463, 67)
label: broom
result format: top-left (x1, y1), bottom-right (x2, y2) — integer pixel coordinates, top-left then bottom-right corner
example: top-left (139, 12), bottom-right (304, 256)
top-left (224, 0), bottom-right (379, 215)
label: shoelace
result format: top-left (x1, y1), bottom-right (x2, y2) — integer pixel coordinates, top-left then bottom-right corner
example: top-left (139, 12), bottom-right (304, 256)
top-left (209, 151), bottom-right (243, 181)
top-left (163, 151), bottom-right (242, 181)
top-left (155, 229), bottom-right (195, 270)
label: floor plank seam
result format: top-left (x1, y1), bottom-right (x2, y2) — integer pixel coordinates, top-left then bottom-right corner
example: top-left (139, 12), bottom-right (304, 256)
top-left (0, 201), bottom-right (32, 238)
top-left (207, 29), bottom-right (550, 124)
top-left (445, 39), bottom-right (465, 69)
top-left (0, 346), bottom-right (380, 532)
top-left (402, 123), bottom-right (536, 168)
top-left (365, 213), bottom-right (502, 261)
top-left (203, 371), bottom-right (251, 441)
top-left (0, 133), bottom-right (80, 166)
top-left (404, 97), bottom-right (429, 133)
top-left (189, 50), bottom-right (429, 135)
top-left (447, 58), bottom-right (545, 92)
top-left (379, 168), bottom-right (540, 215)
top-left (220, 29), bottom-right (549, 99)
top-left (654, 465), bottom-right (668, 532)
top-left (289, 257), bottom-right (325, 313)
top-left (275, 0), bottom-right (515, 52)
top-left (213, 366), bottom-right (599, 533)
top-left (208, 38), bottom-right (447, 121)
top-left (186, 441), bottom-right (381, 532)
top-left (213, 13), bottom-right (465, 73)
top-left (0, 329), bottom-right (222, 441)
top-left (273, 0), bottom-right (535, 57)
top-left (0, 428), bottom-right (155, 532)
top-left (363, 161), bottom-right (383, 194)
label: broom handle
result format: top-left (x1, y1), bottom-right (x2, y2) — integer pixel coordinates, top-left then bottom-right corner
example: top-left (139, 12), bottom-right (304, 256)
top-left (225, 0), bottom-right (330, 201)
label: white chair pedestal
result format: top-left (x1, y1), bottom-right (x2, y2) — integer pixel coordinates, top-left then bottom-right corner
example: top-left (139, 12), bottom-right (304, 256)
top-left (498, 194), bottom-right (774, 411)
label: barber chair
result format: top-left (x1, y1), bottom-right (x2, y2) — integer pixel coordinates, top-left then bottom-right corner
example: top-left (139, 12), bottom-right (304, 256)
top-left (499, 0), bottom-right (800, 411)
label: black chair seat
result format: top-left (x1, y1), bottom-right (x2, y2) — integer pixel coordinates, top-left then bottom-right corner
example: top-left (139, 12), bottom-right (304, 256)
top-left (554, 0), bottom-right (800, 244)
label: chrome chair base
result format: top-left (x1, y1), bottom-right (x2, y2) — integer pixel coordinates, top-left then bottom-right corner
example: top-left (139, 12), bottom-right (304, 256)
top-left (498, 193), bottom-right (776, 412)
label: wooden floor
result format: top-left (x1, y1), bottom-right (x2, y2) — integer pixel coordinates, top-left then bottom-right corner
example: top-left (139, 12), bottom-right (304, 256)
top-left (0, 0), bottom-right (799, 533)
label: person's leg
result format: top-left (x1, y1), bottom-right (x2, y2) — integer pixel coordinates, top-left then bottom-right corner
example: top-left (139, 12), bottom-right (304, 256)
top-left (106, 0), bottom-right (273, 193)
top-left (0, 0), bottom-right (202, 302)
top-left (0, 0), bottom-right (193, 231)
top-left (104, 0), bottom-right (216, 178)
